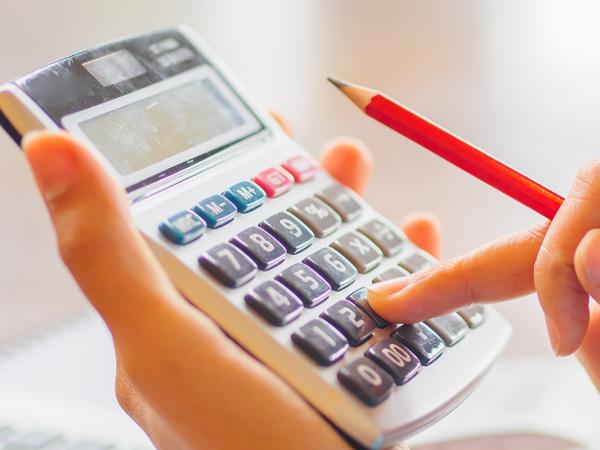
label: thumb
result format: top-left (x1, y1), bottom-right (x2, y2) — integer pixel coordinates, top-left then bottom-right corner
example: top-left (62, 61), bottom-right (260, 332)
top-left (23, 130), bottom-right (179, 339)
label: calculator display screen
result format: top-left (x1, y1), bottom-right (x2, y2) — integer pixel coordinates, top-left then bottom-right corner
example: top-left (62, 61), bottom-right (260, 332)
top-left (79, 77), bottom-right (250, 177)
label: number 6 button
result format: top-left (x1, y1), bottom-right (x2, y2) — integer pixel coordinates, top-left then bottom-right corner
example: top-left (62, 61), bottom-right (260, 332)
top-left (338, 357), bottom-right (394, 406)
top-left (199, 243), bottom-right (258, 288)
top-left (304, 248), bottom-right (357, 291)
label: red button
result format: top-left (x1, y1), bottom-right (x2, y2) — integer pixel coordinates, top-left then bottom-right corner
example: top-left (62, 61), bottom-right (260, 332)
top-left (282, 155), bottom-right (319, 183)
top-left (252, 167), bottom-right (293, 198)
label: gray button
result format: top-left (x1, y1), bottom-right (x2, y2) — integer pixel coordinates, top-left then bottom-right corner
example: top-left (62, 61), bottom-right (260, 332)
top-left (338, 357), bottom-right (394, 406)
top-left (331, 232), bottom-right (383, 274)
top-left (246, 280), bottom-right (303, 326)
top-left (398, 252), bottom-right (434, 273)
top-left (321, 300), bottom-right (375, 346)
top-left (288, 198), bottom-right (341, 238)
top-left (347, 288), bottom-right (390, 328)
top-left (392, 323), bottom-right (445, 365)
top-left (316, 183), bottom-right (362, 222)
top-left (304, 247), bottom-right (358, 291)
top-left (425, 313), bottom-right (469, 346)
top-left (358, 219), bottom-right (406, 256)
top-left (292, 319), bottom-right (348, 366)
top-left (260, 212), bottom-right (314, 254)
top-left (458, 305), bottom-right (486, 328)
top-left (372, 267), bottom-right (410, 283)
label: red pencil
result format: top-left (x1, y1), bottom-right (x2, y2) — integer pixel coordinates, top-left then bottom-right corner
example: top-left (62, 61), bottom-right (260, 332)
top-left (329, 78), bottom-right (564, 220)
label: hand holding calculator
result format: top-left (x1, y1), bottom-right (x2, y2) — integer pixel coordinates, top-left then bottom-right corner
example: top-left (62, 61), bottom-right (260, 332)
top-left (1, 27), bottom-right (511, 449)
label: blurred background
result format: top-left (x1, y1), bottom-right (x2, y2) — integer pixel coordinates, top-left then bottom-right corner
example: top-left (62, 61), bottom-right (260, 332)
top-left (0, 0), bottom-right (599, 446)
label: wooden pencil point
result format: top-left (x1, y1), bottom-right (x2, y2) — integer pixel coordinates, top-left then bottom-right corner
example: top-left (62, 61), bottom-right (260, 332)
top-left (328, 77), bottom-right (377, 111)
top-left (327, 77), bottom-right (350, 90)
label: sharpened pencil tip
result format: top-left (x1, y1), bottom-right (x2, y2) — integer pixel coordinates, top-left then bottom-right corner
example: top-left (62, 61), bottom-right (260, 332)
top-left (327, 77), bottom-right (350, 90)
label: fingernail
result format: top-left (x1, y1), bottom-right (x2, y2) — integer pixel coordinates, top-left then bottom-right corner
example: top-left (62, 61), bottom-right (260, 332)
top-left (369, 276), bottom-right (411, 298)
top-left (545, 316), bottom-right (564, 357)
top-left (22, 132), bottom-right (77, 202)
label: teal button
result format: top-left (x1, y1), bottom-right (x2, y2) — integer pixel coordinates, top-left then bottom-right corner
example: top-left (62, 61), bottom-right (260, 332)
top-left (159, 210), bottom-right (206, 245)
top-left (193, 194), bottom-right (237, 228)
top-left (224, 181), bottom-right (266, 213)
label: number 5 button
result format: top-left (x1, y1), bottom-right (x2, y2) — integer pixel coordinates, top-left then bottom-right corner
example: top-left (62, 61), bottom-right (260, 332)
top-left (199, 243), bottom-right (258, 287)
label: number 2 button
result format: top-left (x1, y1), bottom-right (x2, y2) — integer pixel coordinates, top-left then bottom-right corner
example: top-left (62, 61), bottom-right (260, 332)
top-left (199, 243), bottom-right (258, 287)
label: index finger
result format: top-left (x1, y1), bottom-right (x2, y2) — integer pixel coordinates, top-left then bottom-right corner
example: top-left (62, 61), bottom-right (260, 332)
top-left (368, 223), bottom-right (548, 323)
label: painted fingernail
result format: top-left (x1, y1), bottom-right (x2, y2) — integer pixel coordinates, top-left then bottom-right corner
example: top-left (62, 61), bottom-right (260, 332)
top-left (544, 315), bottom-right (563, 357)
top-left (22, 132), bottom-right (77, 202)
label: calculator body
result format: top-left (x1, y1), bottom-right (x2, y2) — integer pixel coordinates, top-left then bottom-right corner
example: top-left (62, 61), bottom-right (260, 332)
top-left (0, 27), bottom-right (511, 449)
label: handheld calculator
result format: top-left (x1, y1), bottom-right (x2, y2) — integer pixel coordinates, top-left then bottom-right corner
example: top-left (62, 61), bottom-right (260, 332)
top-left (0, 27), bottom-right (511, 449)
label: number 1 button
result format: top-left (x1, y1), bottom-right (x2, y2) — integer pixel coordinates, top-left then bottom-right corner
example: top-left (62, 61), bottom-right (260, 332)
top-left (199, 243), bottom-right (258, 288)
top-left (292, 319), bottom-right (348, 366)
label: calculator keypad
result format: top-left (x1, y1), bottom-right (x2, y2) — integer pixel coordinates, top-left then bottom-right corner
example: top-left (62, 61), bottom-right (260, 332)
top-left (425, 313), bottom-right (469, 346)
top-left (338, 357), bottom-right (394, 406)
top-left (231, 227), bottom-right (286, 270)
top-left (321, 300), bottom-right (375, 346)
top-left (194, 194), bottom-right (237, 228)
top-left (331, 232), bottom-right (383, 274)
top-left (292, 319), bottom-right (349, 366)
top-left (359, 219), bottom-right (406, 257)
top-left (304, 247), bottom-right (358, 291)
top-left (366, 338), bottom-right (420, 385)
top-left (317, 184), bottom-right (363, 222)
top-left (245, 280), bottom-right (303, 326)
top-left (277, 263), bottom-right (331, 308)
top-left (260, 212), bottom-right (314, 254)
top-left (288, 198), bottom-right (342, 238)
top-left (392, 323), bottom-right (445, 366)
top-left (199, 243), bottom-right (258, 287)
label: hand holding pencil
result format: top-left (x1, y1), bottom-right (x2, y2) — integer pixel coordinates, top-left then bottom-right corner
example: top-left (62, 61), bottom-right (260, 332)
top-left (330, 79), bottom-right (600, 388)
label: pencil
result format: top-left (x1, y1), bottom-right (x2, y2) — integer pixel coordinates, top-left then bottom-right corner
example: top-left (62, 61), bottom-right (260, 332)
top-left (328, 77), bottom-right (564, 220)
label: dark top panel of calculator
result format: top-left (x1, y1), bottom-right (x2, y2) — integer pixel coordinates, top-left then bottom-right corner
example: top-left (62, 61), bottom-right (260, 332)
top-left (15, 29), bottom-right (208, 125)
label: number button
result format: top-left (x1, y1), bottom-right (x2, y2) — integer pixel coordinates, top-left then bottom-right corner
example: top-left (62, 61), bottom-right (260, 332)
top-left (282, 155), bottom-right (318, 183)
top-left (358, 219), bottom-right (406, 257)
top-left (458, 305), bottom-right (486, 328)
top-left (224, 181), bottom-right (266, 213)
top-left (392, 323), bottom-right (445, 365)
top-left (398, 252), bottom-right (434, 273)
top-left (245, 280), bottom-right (303, 326)
top-left (193, 194), bottom-right (237, 228)
top-left (321, 300), bottom-right (375, 346)
top-left (253, 167), bottom-right (293, 198)
top-left (231, 227), bottom-right (286, 270)
top-left (199, 243), bottom-right (258, 287)
top-left (159, 210), bottom-right (206, 245)
top-left (372, 267), bottom-right (410, 284)
top-left (316, 183), bottom-right (363, 222)
top-left (366, 338), bottom-right (420, 385)
top-left (338, 357), bottom-right (394, 406)
top-left (288, 198), bottom-right (341, 238)
top-left (425, 313), bottom-right (469, 346)
top-left (331, 232), bottom-right (383, 274)
top-left (346, 288), bottom-right (390, 328)
top-left (277, 263), bottom-right (331, 307)
top-left (292, 319), bottom-right (348, 366)
top-left (260, 212), bottom-right (314, 254)
top-left (304, 248), bottom-right (357, 291)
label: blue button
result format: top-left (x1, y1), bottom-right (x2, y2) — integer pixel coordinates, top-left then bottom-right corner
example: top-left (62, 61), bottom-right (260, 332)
top-left (224, 181), bottom-right (266, 213)
top-left (159, 210), bottom-right (206, 245)
top-left (193, 194), bottom-right (237, 228)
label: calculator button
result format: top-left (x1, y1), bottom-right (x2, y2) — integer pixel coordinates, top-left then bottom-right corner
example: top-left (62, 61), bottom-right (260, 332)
top-left (282, 155), bottom-right (318, 183)
top-left (331, 232), bottom-right (383, 274)
top-left (193, 194), bottom-right (237, 228)
top-left (292, 319), bottom-right (348, 366)
top-left (425, 313), bottom-right (469, 346)
top-left (458, 305), bottom-right (486, 328)
top-left (321, 300), bottom-right (375, 346)
top-left (398, 252), bottom-right (434, 273)
top-left (372, 267), bottom-right (410, 283)
top-left (199, 243), bottom-right (258, 287)
top-left (346, 288), bottom-right (390, 328)
top-left (277, 263), bottom-right (331, 307)
top-left (316, 184), bottom-right (363, 222)
top-left (358, 219), bottom-right (406, 257)
top-left (392, 323), bottom-right (445, 365)
top-left (366, 338), bottom-right (420, 385)
top-left (159, 210), bottom-right (206, 245)
top-left (224, 181), bottom-right (266, 213)
top-left (304, 247), bottom-right (357, 291)
top-left (246, 280), bottom-right (303, 326)
top-left (288, 198), bottom-right (342, 238)
top-left (253, 167), bottom-right (293, 198)
top-left (338, 357), bottom-right (394, 406)
top-left (231, 227), bottom-right (286, 270)
top-left (260, 212), bottom-right (314, 254)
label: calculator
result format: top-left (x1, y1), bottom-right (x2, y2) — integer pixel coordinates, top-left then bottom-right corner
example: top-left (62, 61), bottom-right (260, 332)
top-left (0, 27), bottom-right (511, 449)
